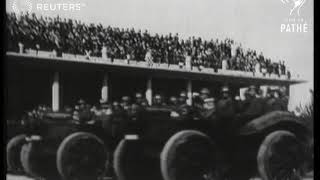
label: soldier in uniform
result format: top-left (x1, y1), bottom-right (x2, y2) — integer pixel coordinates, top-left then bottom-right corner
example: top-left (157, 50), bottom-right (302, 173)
top-left (216, 86), bottom-right (235, 118)
top-left (121, 96), bottom-right (132, 111)
top-left (216, 86), bottom-right (236, 135)
top-left (236, 85), bottom-right (266, 128)
top-left (153, 94), bottom-right (166, 106)
top-left (198, 97), bottom-right (218, 135)
top-left (94, 99), bottom-right (113, 135)
top-left (199, 88), bottom-right (210, 103)
top-left (279, 86), bottom-right (289, 111)
top-left (168, 96), bottom-right (179, 107)
top-left (134, 92), bottom-right (144, 106)
top-left (264, 88), bottom-right (285, 112)
top-left (140, 99), bottom-right (149, 107)
top-left (178, 91), bottom-right (187, 106)
top-left (73, 99), bottom-right (92, 123)
top-left (192, 92), bottom-right (203, 110)
top-left (111, 100), bottom-right (129, 146)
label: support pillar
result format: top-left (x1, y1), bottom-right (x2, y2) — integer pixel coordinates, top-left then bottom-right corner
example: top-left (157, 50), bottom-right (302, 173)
top-left (101, 73), bottom-right (109, 101)
top-left (186, 80), bottom-right (193, 105)
top-left (146, 77), bottom-right (152, 106)
top-left (52, 71), bottom-right (60, 112)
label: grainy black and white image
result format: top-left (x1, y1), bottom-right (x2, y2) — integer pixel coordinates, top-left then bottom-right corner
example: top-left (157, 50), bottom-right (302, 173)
top-left (5, 0), bottom-right (314, 180)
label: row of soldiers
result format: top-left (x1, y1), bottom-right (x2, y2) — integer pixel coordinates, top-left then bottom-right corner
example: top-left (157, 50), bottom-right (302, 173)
top-left (69, 85), bottom-right (288, 123)
top-left (25, 85), bottom-right (289, 138)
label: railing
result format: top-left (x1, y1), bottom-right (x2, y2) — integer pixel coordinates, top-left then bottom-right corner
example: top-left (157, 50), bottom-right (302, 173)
top-left (8, 49), bottom-right (299, 81)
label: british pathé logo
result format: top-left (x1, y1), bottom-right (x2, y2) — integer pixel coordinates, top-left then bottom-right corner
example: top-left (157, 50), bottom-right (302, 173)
top-left (280, 0), bottom-right (310, 33)
top-left (12, 0), bottom-right (33, 14)
top-left (281, 0), bottom-right (306, 16)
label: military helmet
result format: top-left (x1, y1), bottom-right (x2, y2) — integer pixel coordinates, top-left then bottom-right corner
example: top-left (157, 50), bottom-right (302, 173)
top-left (154, 94), bottom-right (162, 99)
top-left (200, 88), bottom-right (210, 95)
top-left (192, 92), bottom-right (200, 97)
top-left (170, 96), bottom-right (177, 102)
top-left (122, 96), bottom-right (131, 102)
top-left (77, 99), bottom-right (85, 104)
top-left (135, 92), bottom-right (143, 98)
top-left (113, 101), bottom-right (120, 106)
top-left (180, 91), bottom-right (187, 97)
top-left (248, 85), bottom-right (257, 91)
top-left (221, 86), bottom-right (230, 92)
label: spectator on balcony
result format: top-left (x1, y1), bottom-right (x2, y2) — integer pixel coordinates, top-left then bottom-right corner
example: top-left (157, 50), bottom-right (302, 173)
top-left (101, 43), bottom-right (107, 59)
top-left (254, 61), bottom-right (261, 75)
top-left (221, 53), bottom-right (229, 70)
top-left (6, 12), bottom-right (289, 78)
top-left (145, 48), bottom-right (153, 67)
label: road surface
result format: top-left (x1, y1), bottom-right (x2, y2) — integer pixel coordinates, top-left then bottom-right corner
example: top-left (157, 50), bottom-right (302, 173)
top-left (6, 174), bottom-right (314, 180)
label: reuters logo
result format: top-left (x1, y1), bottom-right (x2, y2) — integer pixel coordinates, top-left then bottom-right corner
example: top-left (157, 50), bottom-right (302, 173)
top-left (12, 0), bottom-right (33, 14)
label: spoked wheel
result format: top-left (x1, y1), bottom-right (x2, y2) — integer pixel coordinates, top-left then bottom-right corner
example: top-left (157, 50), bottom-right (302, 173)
top-left (257, 130), bottom-right (307, 180)
top-left (7, 134), bottom-right (27, 173)
top-left (161, 130), bottom-right (219, 180)
top-left (56, 132), bottom-right (108, 180)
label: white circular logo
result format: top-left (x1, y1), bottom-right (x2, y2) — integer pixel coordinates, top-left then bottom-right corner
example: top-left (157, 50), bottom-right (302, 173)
top-left (12, 0), bottom-right (33, 14)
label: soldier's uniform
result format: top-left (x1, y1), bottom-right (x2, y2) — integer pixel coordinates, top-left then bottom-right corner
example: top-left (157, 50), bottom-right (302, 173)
top-left (199, 88), bottom-right (210, 103)
top-left (216, 86), bottom-right (236, 120)
top-left (169, 96), bottom-right (179, 107)
top-left (74, 99), bottom-right (92, 123)
top-left (134, 92), bottom-right (144, 106)
top-left (236, 86), bottom-right (265, 128)
top-left (264, 89), bottom-right (287, 112)
top-left (279, 87), bottom-right (289, 111)
top-left (153, 94), bottom-right (166, 107)
top-left (111, 101), bottom-right (129, 145)
top-left (178, 91), bottom-right (187, 106)
top-left (96, 99), bottom-right (113, 137)
top-left (216, 86), bottom-right (236, 135)
top-left (200, 98), bottom-right (216, 120)
top-left (121, 96), bottom-right (132, 111)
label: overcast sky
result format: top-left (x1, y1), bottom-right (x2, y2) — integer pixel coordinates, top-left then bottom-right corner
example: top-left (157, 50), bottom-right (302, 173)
top-left (6, 0), bottom-right (314, 110)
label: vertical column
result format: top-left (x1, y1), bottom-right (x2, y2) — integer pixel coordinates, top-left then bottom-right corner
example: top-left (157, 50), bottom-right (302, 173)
top-left (52, 71), bottom-right (60, 112)
top-left (101, 73), bottom-right (109, 101)
top-left (286, 85), bottom-right (291, 111)
top-left (186, 80), bottom-right (192, 105)
top-left (146, 77), bottom-right (152, 106)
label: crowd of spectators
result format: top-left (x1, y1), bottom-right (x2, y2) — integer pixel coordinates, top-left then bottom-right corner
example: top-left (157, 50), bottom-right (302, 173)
top-left (6, 12), bottom-right (289, 77)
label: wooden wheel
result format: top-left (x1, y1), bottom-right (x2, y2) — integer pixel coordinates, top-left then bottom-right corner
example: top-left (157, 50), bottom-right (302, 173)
top-left (6, 134), bottom-right (27, 173)
top-left (160, 130), bottom-right (219, 180)
top-left (257, 130), bottom-right (306, 180)
top-left (57, 132), bottom-right (108, 180)
top-left (113, 139), bottom-right (146, 180)
top-left (20, 139), bottom-right (58, 178)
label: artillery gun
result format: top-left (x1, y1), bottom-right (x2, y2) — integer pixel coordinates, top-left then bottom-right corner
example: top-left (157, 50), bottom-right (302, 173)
top-left (113, 103), bottom-right (312, 180)
top-left (6, 105), bottom-right (137, 180)
top-left (5, 52), bottom-right (312, 180)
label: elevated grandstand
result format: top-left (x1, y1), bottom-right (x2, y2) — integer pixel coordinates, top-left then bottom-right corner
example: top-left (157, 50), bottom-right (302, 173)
top-left (5, 12), bottom-right (305, 121)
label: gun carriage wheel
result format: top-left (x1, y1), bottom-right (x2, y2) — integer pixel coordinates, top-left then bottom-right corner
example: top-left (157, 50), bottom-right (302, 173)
top-left (113, 137), bottom-right (149, 180)
top-left (257, 130), bottom-right (307, 180)
top-left (6, 134), bottom-right (27, 173)
top-left (20, 136), bottom-right (58, 178)
top-left (56, 132), bottom-right (108, 180)
top-left (160, 130), bottom-right (218, 180)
